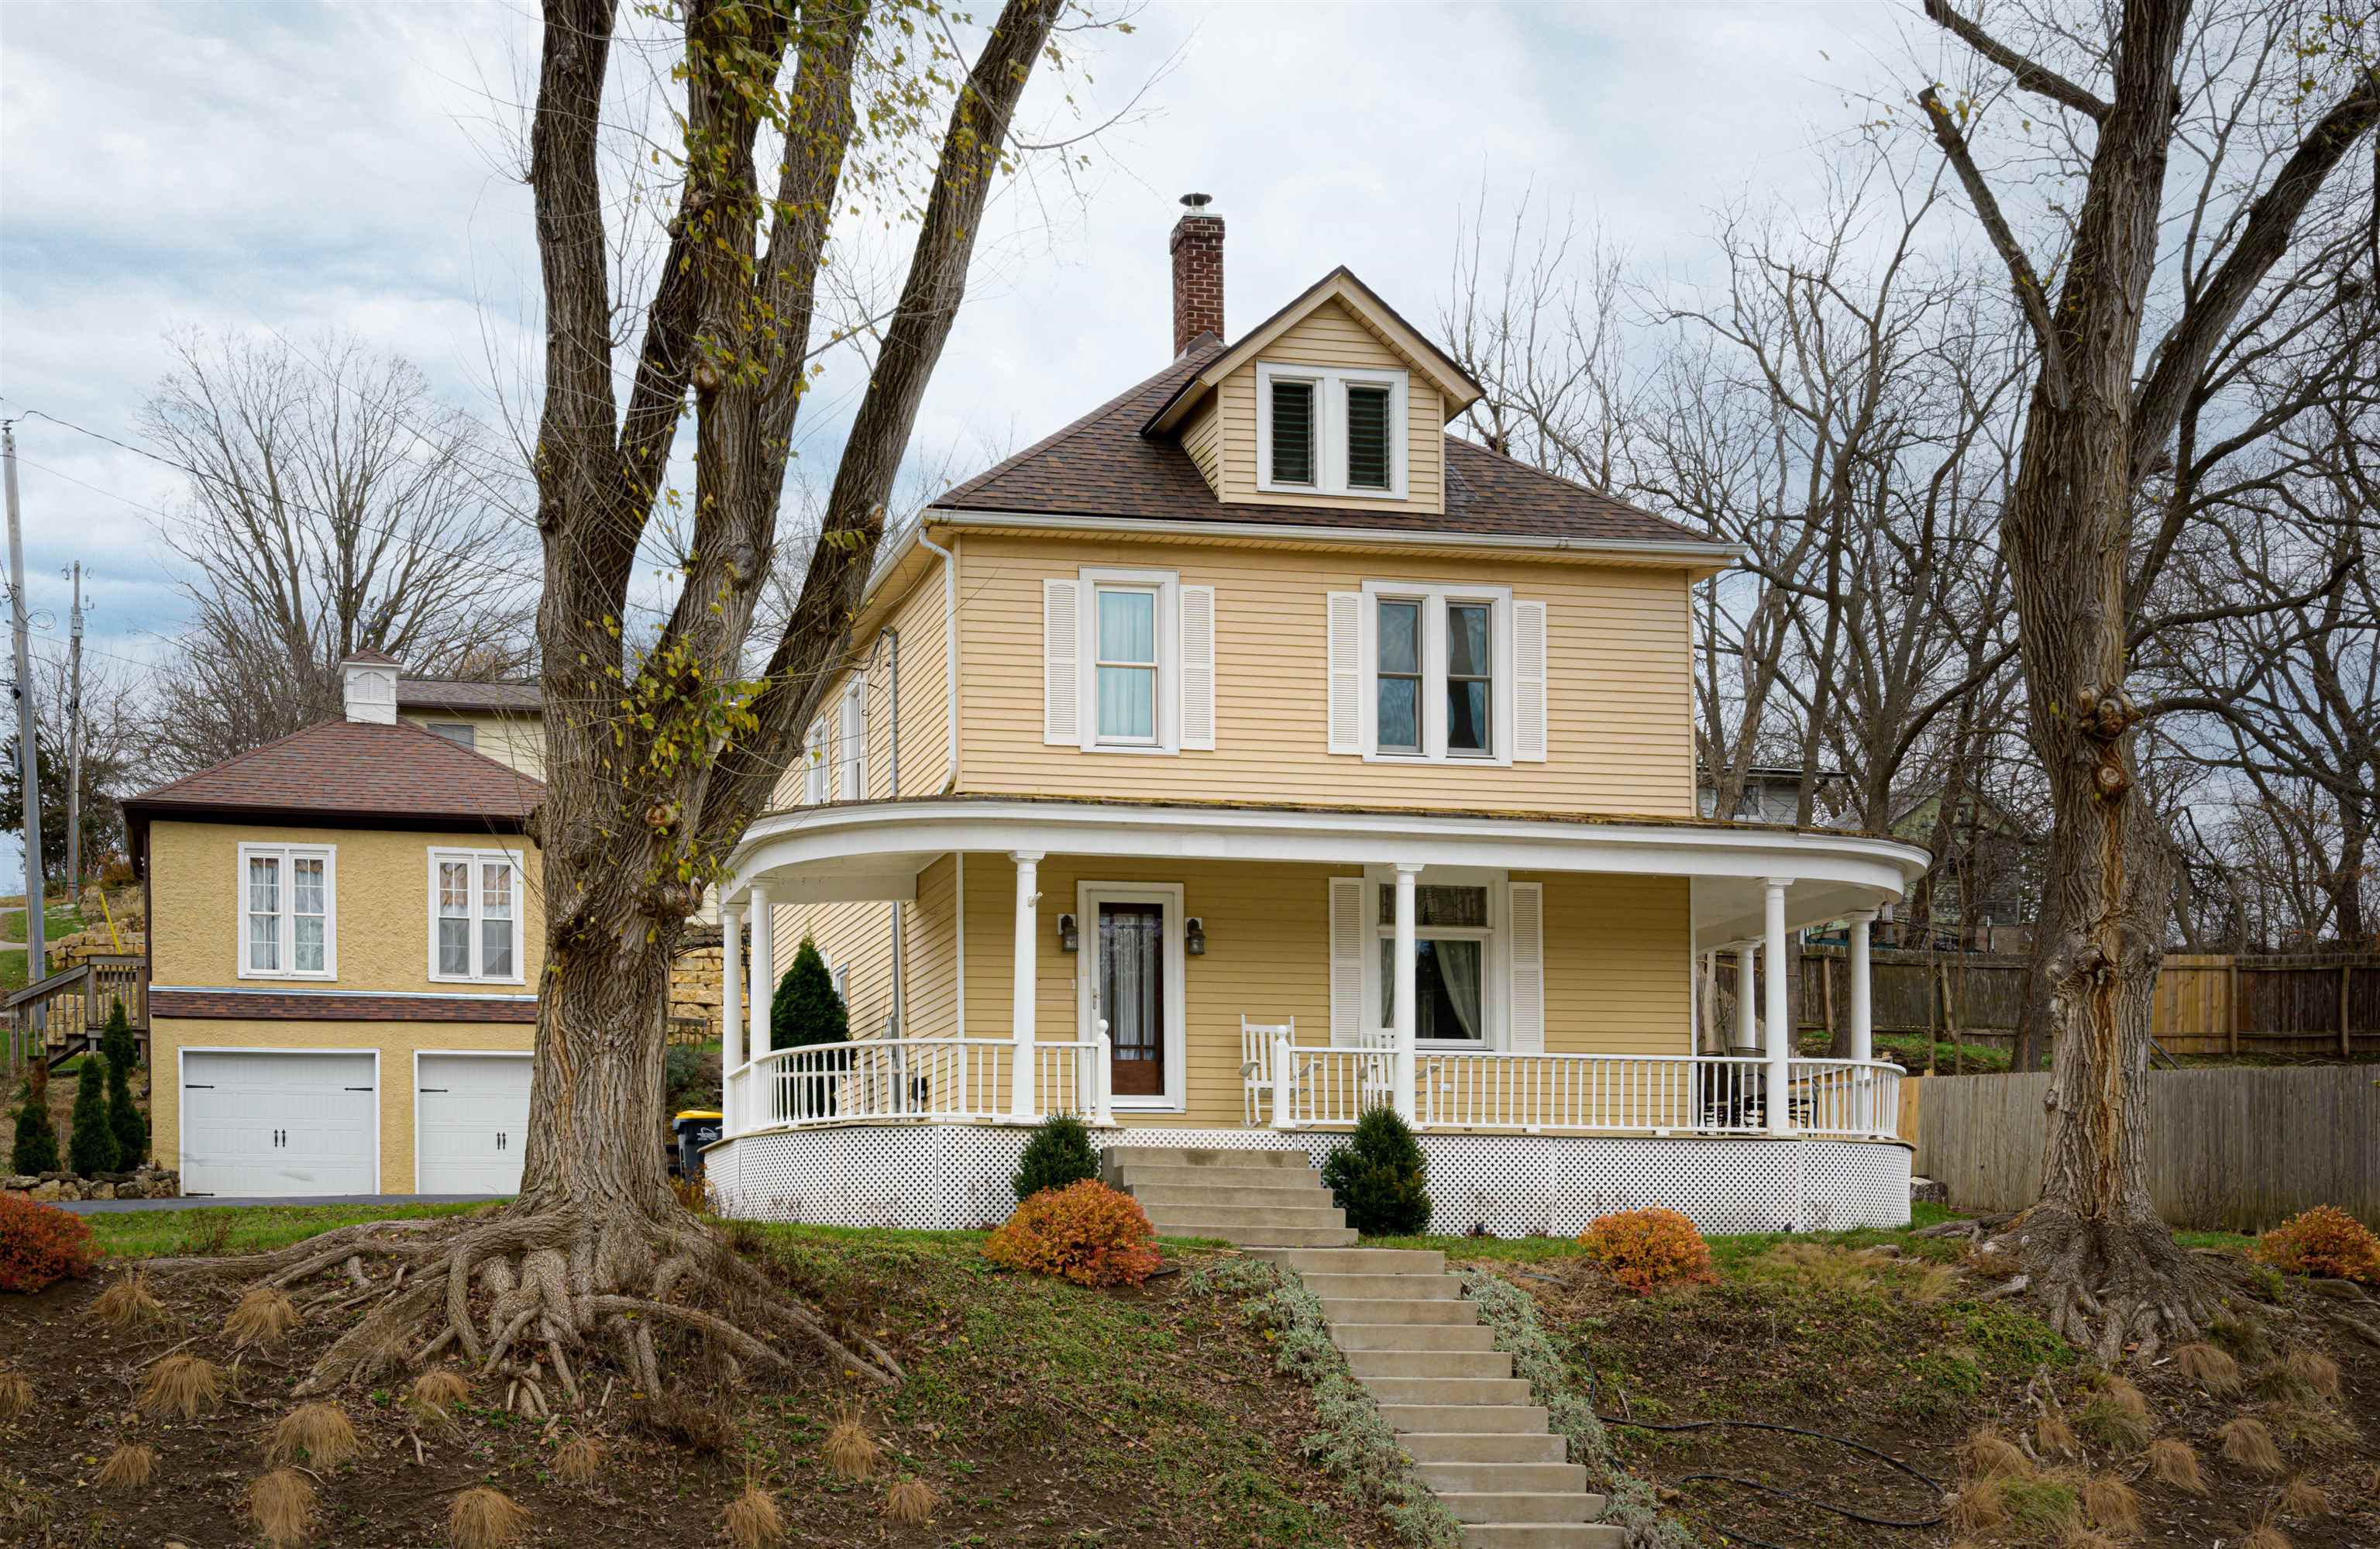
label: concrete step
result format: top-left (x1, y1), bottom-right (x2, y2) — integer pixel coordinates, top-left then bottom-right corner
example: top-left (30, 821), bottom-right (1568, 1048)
top-left (1379, 1403), bottom-right (1551, 1435)
top-left (1418, 1462), bottom-right (1591, 1495)
top-left (1139, 1204), bottom-right (1347, 1231)
top-left (1442, 1492), bottom-right (1601, 1525)
top-left (1360, 1375), bottom-right (1536, 1406)
top-left (1126, 1182), bottom-right (1334, 1210)
top-left (1150, 1223), bottom-right (1359, 1248)
top-left (1346, 1348), bottom-right (1515, 1382)
top-left (1246, 1246), bottom-right (1446, 1275)
top-left (1102, 1147), bottom-right (1312, 1172)
top-left (1320, 1296), bottom-right (1478, 1326)
top-left (1107, 1165), bottom-right (1327, 1196)
top-left (1402, 1433), bottom-right (1568, 1465)
top-left (1330, 1322), bottom-right (1501, 1353)
top-left (1462, 1524), bottom-right (1627, 1548)
top-left (1302, 1272), bottom-right (1461, 1301)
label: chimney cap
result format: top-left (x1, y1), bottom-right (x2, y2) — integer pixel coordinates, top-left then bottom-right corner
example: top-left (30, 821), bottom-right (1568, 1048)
top-left (1178, 192), bottom-right (1216, 215)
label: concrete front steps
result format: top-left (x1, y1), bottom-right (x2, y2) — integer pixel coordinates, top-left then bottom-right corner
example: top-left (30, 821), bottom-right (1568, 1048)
top-left (1109, 1148), bottom-right (1622, 1547)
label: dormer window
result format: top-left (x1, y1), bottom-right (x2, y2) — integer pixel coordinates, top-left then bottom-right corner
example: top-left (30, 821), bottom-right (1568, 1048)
top-left (1256, 363), bottom-right (1408, 499)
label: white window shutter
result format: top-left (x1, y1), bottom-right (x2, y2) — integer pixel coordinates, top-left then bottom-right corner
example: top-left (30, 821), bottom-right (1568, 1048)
top-left (804, 726), bottom-right (828, 804)
top-left (1043, 578), bottom-right (1081, 745)
top-left (1513, 600), bottom-right (1548, 762)
top-left (1507, 881), bottom-right (1546, 1053)
top-left (1179, 584), bottom-right (1216, 750)
top-left (1326, 591), bottom-right (1362, 755)
top-left (1328, 876), bottom-right (1366, 1046)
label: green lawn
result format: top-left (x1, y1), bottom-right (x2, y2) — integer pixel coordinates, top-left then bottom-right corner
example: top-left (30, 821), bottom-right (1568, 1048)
top-left (1, 904), bottom-right (81, 945)
top-left (88, 1200), bottom-right (496, 1258)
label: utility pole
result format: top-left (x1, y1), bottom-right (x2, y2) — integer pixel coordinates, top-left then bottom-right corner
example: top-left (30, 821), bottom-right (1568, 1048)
top-left (64, 563), bottom-right (83, 907)
top-left (5, 420), bottom-right (45, 1034)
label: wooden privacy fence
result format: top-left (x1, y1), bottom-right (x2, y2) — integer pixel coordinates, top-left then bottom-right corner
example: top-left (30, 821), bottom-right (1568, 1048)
top-left (1913, 1066), bottom-right (2380, 1232)
top-left (1775, 948), bottom-right (2379, 1058)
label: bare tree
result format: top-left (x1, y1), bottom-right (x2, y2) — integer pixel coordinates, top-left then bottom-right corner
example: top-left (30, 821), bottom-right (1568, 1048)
top-left (2, 649), bottom-right (143, 886)
top-left (180, 0), bottom-right (1077, 1401)
top-left (1916, 0), bottom-right (2379, 1357)
top-left (140, 329), bottom-right (537, 774)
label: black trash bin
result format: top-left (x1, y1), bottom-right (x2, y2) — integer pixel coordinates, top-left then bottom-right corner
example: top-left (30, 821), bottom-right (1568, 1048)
top-left (672, 1110), bottom-right (724, 1179)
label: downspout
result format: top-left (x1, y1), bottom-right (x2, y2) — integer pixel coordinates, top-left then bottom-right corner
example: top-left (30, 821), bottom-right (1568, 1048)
top-left (916, 526), bottom-right (965, 1037)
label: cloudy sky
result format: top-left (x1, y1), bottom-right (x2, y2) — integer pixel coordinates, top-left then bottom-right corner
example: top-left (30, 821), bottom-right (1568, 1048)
top-left (0, 0), bottom-right (1939, 871)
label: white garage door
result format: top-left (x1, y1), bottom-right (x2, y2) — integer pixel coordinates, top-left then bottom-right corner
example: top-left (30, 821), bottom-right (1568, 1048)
top-left (415, 1055), bottom-right (532, 1195)
top-left (181, 1051), bottom-right (378, 1197)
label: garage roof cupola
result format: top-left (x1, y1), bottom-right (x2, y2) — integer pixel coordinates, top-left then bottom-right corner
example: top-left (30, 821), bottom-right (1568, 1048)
top-left (342, 650), bottom-right (401, 725)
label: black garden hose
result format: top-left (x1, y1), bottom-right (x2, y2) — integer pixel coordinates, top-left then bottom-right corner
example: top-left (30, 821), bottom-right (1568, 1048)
top-left (1679, 1472), bottom-right (1945, 1530)
top-left (1592, 1413), bottom-right (1942, 1489)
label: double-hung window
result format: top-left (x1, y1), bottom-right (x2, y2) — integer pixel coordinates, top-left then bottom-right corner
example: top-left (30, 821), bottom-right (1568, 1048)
top-left (1356, 582), bottom-right (1512, 763)
top-left (803, 722), bottom-right (830, 804)
top-left (837, 680), bottom-right (869, 799)
top-left (1093, 583), bottom-right (1161, 745)
top-left (239, 843), bottom-right (335, 979)
top-left (1256, 363), bottom-right (1408, 499)
top-left (1377, 883), bottom-right (1495, 1044)
top-left (429, 849), bottom-right (524, 983)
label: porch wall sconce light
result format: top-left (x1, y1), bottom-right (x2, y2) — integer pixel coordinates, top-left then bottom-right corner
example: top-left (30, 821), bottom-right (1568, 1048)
top-left (1057, 913), bottom-right (1079, 952)
top-left (1185, 917), bottom-right (1206, 955)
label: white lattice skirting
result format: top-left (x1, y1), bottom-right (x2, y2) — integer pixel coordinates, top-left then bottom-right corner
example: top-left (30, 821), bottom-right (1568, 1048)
top-left (707, 1125), bottom-right (1911, 1235)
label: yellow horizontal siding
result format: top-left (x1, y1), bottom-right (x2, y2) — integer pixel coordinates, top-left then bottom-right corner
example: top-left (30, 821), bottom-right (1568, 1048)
top-left (769, 564), bottom-right (951, 811)
top-left (954, 533), bottom-right (1696, 816)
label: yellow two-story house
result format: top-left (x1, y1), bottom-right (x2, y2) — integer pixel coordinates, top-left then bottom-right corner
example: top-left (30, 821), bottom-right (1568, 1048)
top-left (708, 201), bottom-right (1929, 1237)
top-left (123, 653), bottom-right (547, 1198)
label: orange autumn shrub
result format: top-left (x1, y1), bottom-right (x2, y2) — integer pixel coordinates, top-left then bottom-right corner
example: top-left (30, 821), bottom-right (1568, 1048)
top-left (2258, 1206), bottom-right (2380, 1283)
top-left (1577, 1206), bottom-right (1716, 1295)
top-left (983, 1179), bottom-right (1161, 1287)
top-left (0, 1193), bottom-right (100, 1293)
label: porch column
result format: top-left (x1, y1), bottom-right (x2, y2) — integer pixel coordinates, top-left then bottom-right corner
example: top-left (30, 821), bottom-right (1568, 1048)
top-left (721, 905), bottom-right (745, 1134)
top-left (1009, 852), bottom-right (1043, 1120)
top-left (1391, 862), bottom-right (1421, 1122)
top-left (748, 885), bottom-right (775, 1062)
top-left (1846, 909), bottom-right (1876, 1063)
top-left (1763, 879), bottom-right (1793, 1136)
top-left (1735, 943), bottom-right (1758, 1052)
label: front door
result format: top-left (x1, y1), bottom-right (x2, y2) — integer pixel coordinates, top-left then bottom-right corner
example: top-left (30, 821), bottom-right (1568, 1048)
top-left (1099, 901), bottom-right (1168, 1096)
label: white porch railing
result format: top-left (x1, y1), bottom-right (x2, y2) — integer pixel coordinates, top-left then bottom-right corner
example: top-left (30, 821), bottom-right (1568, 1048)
top-left (1238, 1038), bottom-right (1904, 1141)
top-left (727, 1034), bottom-right (1112, 1131)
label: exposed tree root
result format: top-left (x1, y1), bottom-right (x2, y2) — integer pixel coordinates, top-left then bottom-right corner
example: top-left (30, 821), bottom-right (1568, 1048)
top-left (1987, 1203), bottom-right (2225, 1368)
top-left (151, 1206), bottom-right (896, 1403)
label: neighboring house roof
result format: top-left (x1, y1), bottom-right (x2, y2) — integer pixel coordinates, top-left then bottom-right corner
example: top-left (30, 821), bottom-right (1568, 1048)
top-left (396, 678), bottom-right (543, 714)
top-left (929, 336), bottom-right (1718, 549)
top-left (1886, 787), bottom-right (2038, 843)
top-left (122, 719), bottom-right (546, 858)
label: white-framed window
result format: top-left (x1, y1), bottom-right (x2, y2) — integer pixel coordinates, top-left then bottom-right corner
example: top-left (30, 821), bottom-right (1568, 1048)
top-left (1255, 362), bottom-right (1408, 500)
top-left (837, 678), bottom-right (869, 800)
top-left (237, 843), bottom-right (336, 980)
top-left (1042, 567), bottom-right (1216, 756)
top-left (803, 721), bottom-right (830, 804)
top-left (1355, 581), bottom-right (1514, 764)
top-left (1375, 882), bottom-right (1498, 1045)
top-left (425, 721), bottom-right (476, 749)
top-left (428, 849), bottom-right (526, 983)
top-left (1328, 871), bottom-right (1545, 1055)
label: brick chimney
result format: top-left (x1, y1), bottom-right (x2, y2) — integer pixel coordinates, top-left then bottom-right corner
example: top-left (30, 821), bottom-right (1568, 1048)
top-left (1169, 193), bottom-right (1224, 355)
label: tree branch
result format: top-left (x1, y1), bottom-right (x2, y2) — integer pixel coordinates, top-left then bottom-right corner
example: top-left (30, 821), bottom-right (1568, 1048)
top-left (1917, 85), bottom-right (2069, 409)
top-left (1921, 0), bottom-right (2111, 120)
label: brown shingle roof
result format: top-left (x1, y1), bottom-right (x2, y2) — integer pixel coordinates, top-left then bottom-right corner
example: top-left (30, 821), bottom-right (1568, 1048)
top-left (396, 679), bottom-right (543, 714)
top-left (123, 719), bottom-right (545, 853)
top-left (930, 337), bottom-right (1718, 549)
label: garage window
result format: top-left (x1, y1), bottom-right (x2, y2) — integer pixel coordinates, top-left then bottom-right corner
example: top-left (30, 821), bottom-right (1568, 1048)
top-left (237, 844), bottom-right (336, 979)
top-left (429, 849), bottom-right (525, 983)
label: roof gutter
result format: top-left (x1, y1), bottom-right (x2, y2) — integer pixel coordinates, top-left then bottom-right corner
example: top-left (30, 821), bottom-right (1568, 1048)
top-left (923, 508), bottom-right (1746, 570)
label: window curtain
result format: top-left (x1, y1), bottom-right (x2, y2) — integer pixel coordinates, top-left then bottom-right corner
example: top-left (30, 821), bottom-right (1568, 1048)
top-left (1438, 940), bottom-right (1483, 1040)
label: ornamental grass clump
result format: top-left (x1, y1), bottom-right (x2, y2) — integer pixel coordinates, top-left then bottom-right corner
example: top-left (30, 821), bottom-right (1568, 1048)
top-left (2075, 1378), bottom-right (2151, 1451)
top-left (224, 1286), bottom-right (298, 1348)
top-left (449, 1485), bottom-right (528, 1549)
top-left (982, 1178), bottom-right (1160, 1287)
top-left (2218, 1416), bottom-right (2285, 1475)
top-left (92, 1272), bottom-right (164, 1329)
top-left (0, 1193), bottom-right (98, 1293)
top-left (1319, 1106), bottom-right (1432, 1236)
top-left (264, 1403), bottom-right (359, 1469)
top-left (2081, 1474), bottom-right (2140, 1534)
top-left (722, 1484), bottom-right (784, 1548)
top-left (1010, 1114), bottom-right (1100, 1200)
top-left (2278, 1476), bottom-right (2328, 1518)
top-left (553, 1435), bottom-right (601, 1485)
top-left (247, 1468), bottom-right (315, 1547)
top-left (1576, 1207), bottom-right (1716, 1296)
top-left (2172, 1341), bottom-right (2242, 1395)
top-left (137, 1354), bottom-right (222, 1420)
top-left (0, 1366), bottom-right (30, 1421)
top-left (97, 1442), bottom-right (157, 1489)
top-left (2146, 1438), bottom-right (2206, 1493)
top-left (822, 1403), bottom-right (880, 1482)
top-left (1959, 1427), bottom-right (2031, 1481)
top-left (883, 1478), bottom-right (937, 1524)
top-left (2258, 1206), bottom-right (2380, 1283)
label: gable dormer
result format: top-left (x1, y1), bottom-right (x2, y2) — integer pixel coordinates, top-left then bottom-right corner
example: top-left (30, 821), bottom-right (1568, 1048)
top-left (1144, 213), bottom-right (1482, 520)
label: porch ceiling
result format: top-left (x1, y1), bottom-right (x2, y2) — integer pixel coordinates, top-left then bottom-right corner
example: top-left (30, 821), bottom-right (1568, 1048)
top-left (727, 796), bottom-right (1927, 933)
